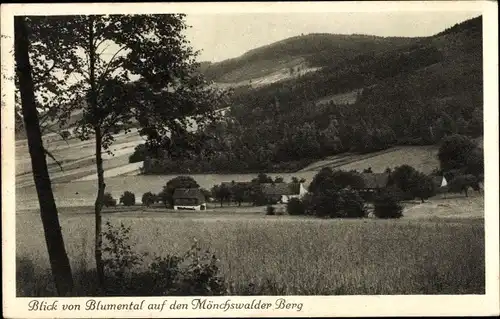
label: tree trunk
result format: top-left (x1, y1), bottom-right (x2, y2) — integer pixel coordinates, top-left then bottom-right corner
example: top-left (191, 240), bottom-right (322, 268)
top-left (87, 17), bottom-right (106, 292)
top-left (14, 16), bottom-right (74, 296)
top-left (93, 127), bottom-right (106, 291)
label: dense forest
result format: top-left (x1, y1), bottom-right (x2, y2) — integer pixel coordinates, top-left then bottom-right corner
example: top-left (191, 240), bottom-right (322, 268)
top-left (138, 16), bottom-right (483, 174)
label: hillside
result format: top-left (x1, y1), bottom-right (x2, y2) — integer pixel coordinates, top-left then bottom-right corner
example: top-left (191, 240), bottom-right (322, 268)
top-left (138, 15), bottom-right (483, 174)
top-left (202, 34), bottom-right (417, 84)
top-left (201, 16), bottom-right (481, 97)
top-left (15, 16), bottom-right (483, 178)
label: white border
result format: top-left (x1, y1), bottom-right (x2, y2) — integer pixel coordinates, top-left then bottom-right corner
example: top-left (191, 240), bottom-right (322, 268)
top-left (1, 2), bottom-right (499, 318)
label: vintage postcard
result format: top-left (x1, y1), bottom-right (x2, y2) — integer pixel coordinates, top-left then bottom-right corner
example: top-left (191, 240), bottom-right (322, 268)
top-left (1, 1), bottom-right (499, 318)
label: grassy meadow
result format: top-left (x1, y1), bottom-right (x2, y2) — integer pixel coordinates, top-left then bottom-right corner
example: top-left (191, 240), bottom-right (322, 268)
top-left (16, 202), bottom-right (485, 296)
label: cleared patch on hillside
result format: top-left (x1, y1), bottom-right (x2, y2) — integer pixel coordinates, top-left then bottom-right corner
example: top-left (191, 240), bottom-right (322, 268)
top-left (316, 88), bottom-right (363, 106)
top-left (215, 58), bottom-right (321, 89)
top-left (15, 128), bottom-right (144, 187)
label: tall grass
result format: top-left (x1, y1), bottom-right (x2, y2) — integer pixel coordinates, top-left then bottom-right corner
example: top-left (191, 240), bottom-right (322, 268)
top-left (16, 213), bottom-right (484, 296)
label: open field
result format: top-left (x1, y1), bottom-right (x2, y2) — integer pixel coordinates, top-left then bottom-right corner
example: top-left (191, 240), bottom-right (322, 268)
top-left (16, 196), bottom-right (484, 296)
top-left (15, 129), bottom-right (144, 185)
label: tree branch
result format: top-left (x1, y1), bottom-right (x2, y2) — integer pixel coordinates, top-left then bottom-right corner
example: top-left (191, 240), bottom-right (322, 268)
top-left (96, 45), bottom-right (127, 89)
top-left (44, 147), bottom-right (64, 172)
top-left (34, 60), bottom-right (57, 85)
top-left (97, 42), bottom-right (111, 57)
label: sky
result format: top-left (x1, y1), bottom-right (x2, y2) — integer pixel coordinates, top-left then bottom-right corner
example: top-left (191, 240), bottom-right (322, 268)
top-left (183, 11), bottom-right (481, 62)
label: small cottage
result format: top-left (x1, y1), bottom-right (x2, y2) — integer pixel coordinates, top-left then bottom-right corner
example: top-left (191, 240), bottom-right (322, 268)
top-left (359, 173), bottom-right (390, 190)
top-left (356, 173), bottom-right (390, 200)
top-left (260, 182), bottom-right (308, 204)
top-left (172, 188), bottom-right (207, 210)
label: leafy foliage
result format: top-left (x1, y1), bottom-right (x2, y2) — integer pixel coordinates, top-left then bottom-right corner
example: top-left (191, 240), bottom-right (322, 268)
top-left (102, 222), bottom-right (226, 296)
top-left (438, 134), bottom-right (478, 172)
top-left (119, 191), bottom-right (136, 206)
top-left (308, 168), bottom-right (365, 194)
top-left (266, 205), bottom-right (276, 215)
top-left (389, 165), bottom-right (420, 195)
top-left (373, 191), bottom-right (404, 219)
top-left (305, 188), bottom-right (366, 218)
top-left (141, 192), bottom-right (156, 207)
top-left (252, 173), bottom-right (274, 184)
top-left (211, 183), bottom-right (231, 207)
top-left (286, 198), bottom-right (306, 216)
top-left (408, 172), bottom-right (437, 203)
top-left (448, 174), bottom-right (480, 197)
top-left (389, 165), bottom-right (438, 202)
top-left (102, 193), bottom-right (117, 207)
top-left (102, 221), bottom-right (142, 282)
top-left (129, 144), bottom-right (148, 163)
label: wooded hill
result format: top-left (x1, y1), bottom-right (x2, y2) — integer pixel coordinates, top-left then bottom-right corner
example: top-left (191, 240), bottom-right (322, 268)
top-left (142, 15), bottom-right (483, 174)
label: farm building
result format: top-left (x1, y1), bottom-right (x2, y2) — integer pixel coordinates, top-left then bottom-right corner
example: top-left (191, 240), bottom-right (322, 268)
top-left (172, 188), bottom-right (207, 211)
top-left (432, 175), bottom-right (448, 189)
top-left (359, 173), bottom-right (390, 190)
top-left (260, 182), bottom-right (308, 204)
top-left (356, 173), bottom-right (390, 200)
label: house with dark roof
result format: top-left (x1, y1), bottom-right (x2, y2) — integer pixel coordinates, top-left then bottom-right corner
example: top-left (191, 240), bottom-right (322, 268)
top-left (172, 188), bottom-right (207, 210)
top-left (354, 173), bottom-right (390, 200)
top-left (360, 173), bottom-right (390, 190)
top-left (260, 182), bottom-right (308, 204)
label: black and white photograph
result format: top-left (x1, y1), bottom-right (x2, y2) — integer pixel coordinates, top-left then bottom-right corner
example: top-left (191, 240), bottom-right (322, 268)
top-left (1, 1), bottom-right (499, 318)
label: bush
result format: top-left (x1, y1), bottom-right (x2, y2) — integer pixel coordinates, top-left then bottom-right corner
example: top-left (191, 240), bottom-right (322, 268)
top-left (408, 172), bottom-right (437, 203)
top-left (308, 168), bottom-right (365, 194)
top-left (141, 192), bottom-right (156, 207)
top-left (266, 205), bottom-right (275, 215)
top-left (102, 221), bottom-right (142, 282)
top-left (389, 165), bottom-right (419, 193)
top-left (305, 189), bottom-right (367, 218)
top-left (383, 186), bottom-right (407, 202)
top-left (438, 134), bottom-right (477, 172)
top-left (336, 189), bottom-right (367, 218)
top-left (129, 144), bottom-right (147, 163)
top-left (286, 198), bottom-right (305, 215)
top-left (448, 174), bottom-right (480, 197)
top-left (120, 191), bottom-right (136, 206)
top-left (101, 222), bottom-right (226, 296)
top-left (103, 193), bottom-right (117, 207)
top-left (211, 184), bottom-right (231, 207)
top-left (60, 130), bottom-right (71, 140)
top-left (373, 191), bottom-right (404, 219)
